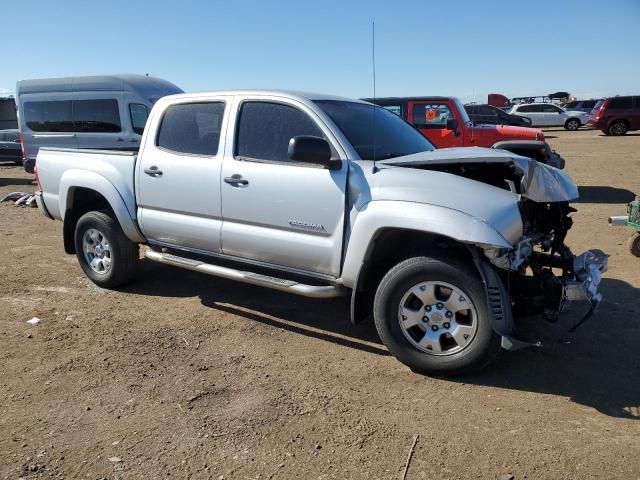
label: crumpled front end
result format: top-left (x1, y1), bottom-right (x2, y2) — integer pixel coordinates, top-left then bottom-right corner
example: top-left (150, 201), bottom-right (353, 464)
top-left (483, 199), bottom-right (608, 339)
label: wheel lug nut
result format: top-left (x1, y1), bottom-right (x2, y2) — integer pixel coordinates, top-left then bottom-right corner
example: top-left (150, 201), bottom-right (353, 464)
top-left (436, 303), bottom-right (443, 309)
top-left (425, 305), bottom-right (432, 312)
top-left (446, 311), bottom-right (453, 318)
top-left (422, 316), bottom-right (429, 322)
top-left (431, 325), bottom-right (438, 331)
top-left (443, 322), bottom-right (450, 329)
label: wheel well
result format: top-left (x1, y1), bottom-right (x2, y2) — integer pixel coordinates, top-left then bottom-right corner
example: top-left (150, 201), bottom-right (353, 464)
top-left (566, 117), bottom-right (581, 124)
top-left (63, 188), bottom-right (113, 254)
top-left (610, 118), bottom-right (630, 127)
top-left (350, 228), bottom-right (475, 324)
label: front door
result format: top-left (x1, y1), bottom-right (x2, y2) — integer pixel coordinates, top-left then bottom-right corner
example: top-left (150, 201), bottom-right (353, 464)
top-left (137, 98), bottom-right (230, 253)
top-left (408, 101), bottom-right (463, 148)
top-left (541, 104), bottom-right (565, 126)
top-left (220, 97), bottom-right (347, 276)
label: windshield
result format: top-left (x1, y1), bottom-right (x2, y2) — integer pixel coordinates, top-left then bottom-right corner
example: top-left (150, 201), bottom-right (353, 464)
top-left (314, 100), bottom-right (435, 160)
top-left (453, 98), bottom-right (471, 124)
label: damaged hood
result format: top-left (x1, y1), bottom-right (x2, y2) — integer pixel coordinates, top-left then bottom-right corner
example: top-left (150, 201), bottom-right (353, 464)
top-left (379, 147), bottom-right (578, 203)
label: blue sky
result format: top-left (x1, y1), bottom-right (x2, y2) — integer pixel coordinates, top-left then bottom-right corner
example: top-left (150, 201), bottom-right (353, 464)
top-left (1, 0), bottom-right (638, 102)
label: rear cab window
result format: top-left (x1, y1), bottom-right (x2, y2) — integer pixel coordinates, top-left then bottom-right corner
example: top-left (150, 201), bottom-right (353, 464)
top-left (157, 102), bottom-right (225, 156)
top-left (608, 97), bottom-right (633, 110)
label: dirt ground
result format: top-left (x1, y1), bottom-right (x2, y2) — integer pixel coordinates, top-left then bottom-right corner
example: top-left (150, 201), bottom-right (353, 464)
top-left (1, 129), bottom-right (639, 480)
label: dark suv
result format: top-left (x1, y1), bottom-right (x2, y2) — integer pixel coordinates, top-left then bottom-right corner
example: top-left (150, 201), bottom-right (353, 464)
top-left (588, 96), bottom-right (640, 135)
top-left (464, 104), bottom-right (532, 127)
top-left (0, 130), bottom-right (23, 164)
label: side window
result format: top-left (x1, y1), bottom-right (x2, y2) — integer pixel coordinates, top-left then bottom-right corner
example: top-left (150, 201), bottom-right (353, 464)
top-left (412, 103), bottom-right (453, 128)
top-left (634, 97), bottom-right (640, 109)
top-left (542, 104), bottom-right (562, 113)
top-left (480, 106), bottom-right (497, 117)
top-left (129, 104), bottom-right (149, 135)
top-left (73, 99), bottom-right (121, 132)
top-left (157, 102), bottom-right (225, 156)
top-left (235, 101), bottom-right (324, 163)
top-left (516, 105), bottom-right (531, 113)
top-left (383, 105), bottom-right (402, 116)
top-left (582, 101), bottom-right (596, 109)
top-left (23, 100), bottom-right (74, 132)
top-left (608, 97), bottom-right (633, 110)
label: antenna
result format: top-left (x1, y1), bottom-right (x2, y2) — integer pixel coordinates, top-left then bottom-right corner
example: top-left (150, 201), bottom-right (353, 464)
top-left (372, 21), bottom-right (378, 173)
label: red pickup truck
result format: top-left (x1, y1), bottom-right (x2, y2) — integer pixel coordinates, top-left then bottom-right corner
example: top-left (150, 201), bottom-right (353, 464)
top-left (365, 96), bottom-right (564, 168)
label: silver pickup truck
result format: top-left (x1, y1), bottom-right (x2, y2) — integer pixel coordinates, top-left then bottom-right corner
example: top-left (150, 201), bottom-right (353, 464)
top-left (35, 90), bottom-right (607, 375)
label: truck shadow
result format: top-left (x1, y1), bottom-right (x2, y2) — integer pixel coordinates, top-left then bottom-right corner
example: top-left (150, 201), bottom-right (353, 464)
top-left (124, 259), bottom-right (388, 356)
top-left (125, 263), bottom-right (639, 418)
top-left (457, 277), bottom-right (640, 420)
top-left (576, 186), bottom-right (636, 204)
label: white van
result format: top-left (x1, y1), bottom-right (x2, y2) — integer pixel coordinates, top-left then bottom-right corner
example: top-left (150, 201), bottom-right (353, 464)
top-left (16, 74), bottom-right (183, 172)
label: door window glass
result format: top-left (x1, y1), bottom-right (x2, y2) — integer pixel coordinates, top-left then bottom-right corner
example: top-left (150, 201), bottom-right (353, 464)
top-left (412, 103), bottom-right (453, 128)
top-left (382, 105), bottom-right (402, 116)
top-left (157, 102), bottom-right (225, 156)
top-left (129, 103), bottom-right (149, 135)
top-left (542, 104), bottom-right (562, 113)
top-left (235, 101), bottom-right (324, 162)
top-left (23, 100), bottom-right (74, 132)
top-left (73, 99), bottom-right (121, 133)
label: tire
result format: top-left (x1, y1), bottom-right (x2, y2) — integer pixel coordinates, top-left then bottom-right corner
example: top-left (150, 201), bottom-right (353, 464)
top-left (373, 256), bottom-right (501, 376)
top-left (608, 120), bottom-right (628, 136)
top-left (629, 232), bottom-right (640, 257)
top-left (602, 130), bottom-right (611, 136)
top-left (74, 210), bottom-right (139, 288)
top-left (564, 118), bottom-right (580, 131)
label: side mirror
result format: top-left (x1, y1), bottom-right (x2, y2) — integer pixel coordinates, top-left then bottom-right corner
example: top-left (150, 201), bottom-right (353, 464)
top-left (446, 118), bottom-right (460, 136)
top-left (288, 136), bottom-right (336, 168)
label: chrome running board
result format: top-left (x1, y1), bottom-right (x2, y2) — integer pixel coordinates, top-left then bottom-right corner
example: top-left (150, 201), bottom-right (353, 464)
top-left (144, 249), bottom-right (345, 299)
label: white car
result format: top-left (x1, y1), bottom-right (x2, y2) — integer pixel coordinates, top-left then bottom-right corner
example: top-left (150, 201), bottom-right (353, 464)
top-left (508, 103), bottom-right (589, 130)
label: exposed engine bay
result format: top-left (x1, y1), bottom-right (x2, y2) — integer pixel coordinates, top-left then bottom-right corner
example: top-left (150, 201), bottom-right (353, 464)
top-left (380, 148), bottom-right (608, 337)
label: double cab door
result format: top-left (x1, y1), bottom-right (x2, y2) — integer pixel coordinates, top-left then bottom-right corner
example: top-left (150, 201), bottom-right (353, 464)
top-left (137, 95), bottom-right (347, 277)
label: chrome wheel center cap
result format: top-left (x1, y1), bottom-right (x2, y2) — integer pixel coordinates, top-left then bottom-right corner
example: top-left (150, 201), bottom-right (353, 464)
top-left (431, 311), bottom-right (444, 324)
top-left (95, 245), bottom-right (103, 256)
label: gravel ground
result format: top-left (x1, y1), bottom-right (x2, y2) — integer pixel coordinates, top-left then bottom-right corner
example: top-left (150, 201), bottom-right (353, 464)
top-left (1, 128), bottom-right (639, 479)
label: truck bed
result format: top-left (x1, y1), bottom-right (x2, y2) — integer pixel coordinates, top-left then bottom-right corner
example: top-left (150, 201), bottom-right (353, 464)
top-left (36, 147), bottom-right (138, 221)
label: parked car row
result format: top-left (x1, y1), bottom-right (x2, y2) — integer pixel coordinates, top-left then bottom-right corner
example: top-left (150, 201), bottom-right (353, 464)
top-left (0, 129), bottom-right (23, 164)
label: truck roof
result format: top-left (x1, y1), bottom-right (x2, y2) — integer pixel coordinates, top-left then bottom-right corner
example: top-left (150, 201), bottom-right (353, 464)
top-left (16, 74), bottom-right (183, 98)
top-left (160, 90), bottom-right (369, 104)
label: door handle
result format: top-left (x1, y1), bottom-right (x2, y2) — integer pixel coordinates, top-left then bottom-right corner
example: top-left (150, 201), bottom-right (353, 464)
top-left (224, 174), bottom-right (249, 187)
top-left (144, 166), bottom-right (163, 177)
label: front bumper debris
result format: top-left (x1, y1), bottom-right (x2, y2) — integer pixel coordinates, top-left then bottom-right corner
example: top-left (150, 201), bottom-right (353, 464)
top-left (563, 249), bottom-right (608, 308)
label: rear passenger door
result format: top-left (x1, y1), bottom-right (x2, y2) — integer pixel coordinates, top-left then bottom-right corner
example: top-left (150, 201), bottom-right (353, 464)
top-left (73, 93), bottom-right (126, 150)
top-left (137, 98), bottom-right (230, 252)
top-left (220, 97), bottom-right (347, 276)
top-left (541, 104), bottom-right (565, 126)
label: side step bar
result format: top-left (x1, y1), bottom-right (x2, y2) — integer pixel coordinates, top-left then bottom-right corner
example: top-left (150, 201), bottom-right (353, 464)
top-left (144, 249), bottom-right (346, 299)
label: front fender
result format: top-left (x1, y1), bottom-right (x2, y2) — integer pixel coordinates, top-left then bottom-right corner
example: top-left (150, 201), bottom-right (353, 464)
top-left (341, 200), bottom-right (514, 286)
top-left (59, 169), bottom-right (144, 243)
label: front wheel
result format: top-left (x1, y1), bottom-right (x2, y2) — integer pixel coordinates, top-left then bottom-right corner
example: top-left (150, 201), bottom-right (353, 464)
top-left (373, 256), bottom-right (500, 376)
top-left (74, 210), bottom-right (139, 288)
top-left (564, 118), bottom-right (580, 131)
top-left (629, 232), bottom-right (640, 257)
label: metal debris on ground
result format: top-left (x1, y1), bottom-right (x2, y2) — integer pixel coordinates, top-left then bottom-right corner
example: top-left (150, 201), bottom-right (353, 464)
top-left (0, 191), bottom-right (38, 207)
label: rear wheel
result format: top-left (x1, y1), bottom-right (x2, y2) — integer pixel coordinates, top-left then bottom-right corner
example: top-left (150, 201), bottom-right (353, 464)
top-left (609, 120), bottom-right (628, 136)
top-left (373, 256), bottom-right (500, 376)
top-left (629, 232), bottom-right (640, 257)
top-left (74, 210), bottom-right (138, 288)
top-left (564, 118), bottom-right (580, 131)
